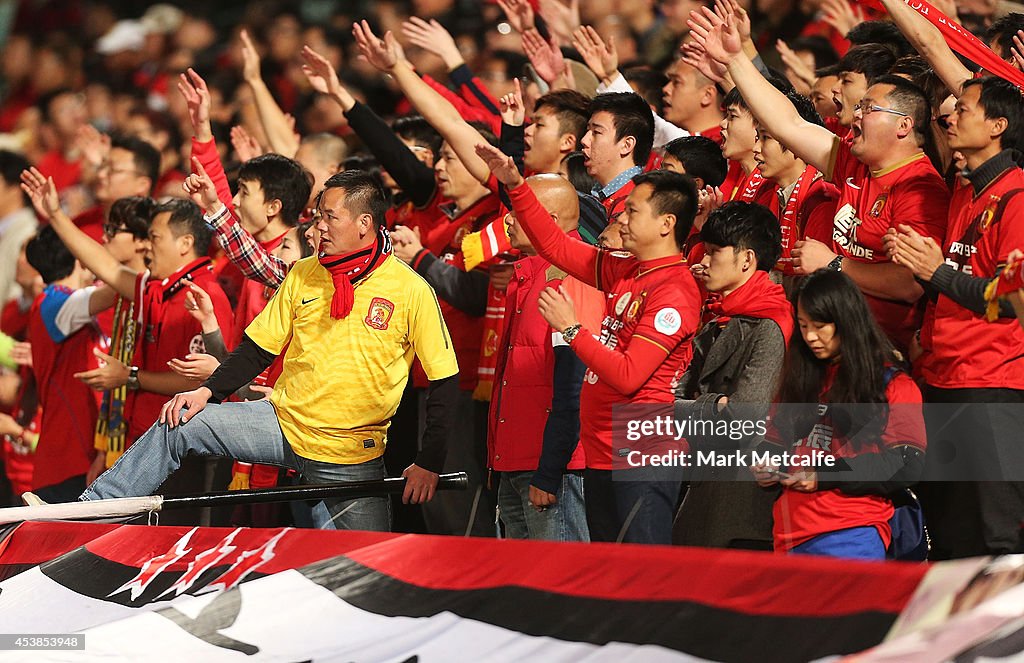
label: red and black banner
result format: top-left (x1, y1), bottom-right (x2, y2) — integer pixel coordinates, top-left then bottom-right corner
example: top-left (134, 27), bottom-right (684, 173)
top-left (0, 522), bottom-right (929, 662)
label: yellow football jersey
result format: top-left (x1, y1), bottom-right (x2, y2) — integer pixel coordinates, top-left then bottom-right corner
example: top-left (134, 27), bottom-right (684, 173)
top-left (246, 254), bottom-right (458, 464)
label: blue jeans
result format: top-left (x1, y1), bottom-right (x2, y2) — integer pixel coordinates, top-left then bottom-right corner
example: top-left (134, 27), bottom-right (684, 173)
top-left (790, 526), bottom-right (886, 560)
top-left (584, 467), bottom-right (684, 544)
top-left (80, 400), bottom-right (391, 531)
top-left (497, 471), bottom-right (589, 542)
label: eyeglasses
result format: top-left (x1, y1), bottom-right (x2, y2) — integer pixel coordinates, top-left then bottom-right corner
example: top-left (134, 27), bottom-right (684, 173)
top-left (935, 114), bottom-right (951, 130)
top-left (102, 223), bottom-right (133, 238)
top-left (853, 103), bottom-right (910, 118)
top-left (97, 162), bottom-right (142, 176)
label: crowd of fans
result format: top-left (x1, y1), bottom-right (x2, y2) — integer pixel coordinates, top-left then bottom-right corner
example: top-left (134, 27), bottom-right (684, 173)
top-left (1, 0), bottom-right (1024, 561)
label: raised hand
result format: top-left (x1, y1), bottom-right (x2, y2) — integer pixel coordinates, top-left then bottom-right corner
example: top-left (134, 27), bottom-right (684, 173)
top-left (522, 28), bottom-right (565, 84)
top-left (19, 167), bottom-right (61, 220)
top-left (680, 41), bottom-right (727, 84)
top-left (301, 44), bottom-right (350, 104)
top-left (821, 0), bottom-right (864, 38)
top-left (183, 280), bottom-right (217, 329)
top-left (688, 8), bottom-right (742, 65)
top-left (716, 0), bottom-right (751, 43)
top-left (230, 125), bottom-right (264, 162)
top-left (572, 25), bottom-right (618, 82)
top-left (239, 29), bottom-right (263, 83)
top-left (538, 0), bottom-right (581, 45)
top-left (352, 20), bottom-right (403, 72)
top-left (475, 142), bottom-right (524, 188)
top-left (74, 124), bottom-right (111, 168)
top-left (1011, 30), bottom-right (1024, 71)
top-left (177, 68), bottom-right (213, 141)
top-left (401, 17), bottom-right (463, 70)
top-left (693, 185), bottom-right (724, 233)
top-left (496, 0), bottom-right (536, 33)
top-left (183, 157), bottom-right (221, 211)
top-left (776, 39), bottom-right (816, 88)
top-left (499, 78), bottom-right (526, 127)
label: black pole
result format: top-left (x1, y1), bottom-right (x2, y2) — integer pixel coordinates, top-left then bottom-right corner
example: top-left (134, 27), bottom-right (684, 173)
top-left (160, 472), bottom-right (468, 510)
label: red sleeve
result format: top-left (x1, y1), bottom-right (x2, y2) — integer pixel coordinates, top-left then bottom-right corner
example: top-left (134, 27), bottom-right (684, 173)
top-left (826, 137), bottom-right (856, 184)
top-left (801, 186), bottom-right (839, 245)
top-left (506, 181), bottom-right (601, 288)
top-left (881, 373), bottom-right (926, 451)
top-left (891, 176), bottom-right (951, 246)
top-left (190, 137), bottom-right (234, 211)
top-left (422, 76), bottom-right (502, 135)
top-left (569, 280), bottom-right (700, 394)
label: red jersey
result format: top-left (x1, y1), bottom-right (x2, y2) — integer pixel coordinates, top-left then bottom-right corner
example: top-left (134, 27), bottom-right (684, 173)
top-left (771, 169), bottom-right (840, 275)
top-left (696, 124), bottom-right (724, 146)
top-left (126, 258), bottom-right (235, 443)
top-left (770, 366), bottom-right (926, 551)
top-left (507, 180), bottom-right (701, 470)
top-left (36, 150), bottom-right (82, 193)
top-left (409, 195), bottom-right (500, 391)
top-left (386, 188), bottom-right (448, 235)
top-left (28, 285), bottom-right (101, 489)
top-left (71, 205), bottom-right (106, 243)
top-left (722, 161), bottom-right (777, 206)
top-left (921, 166), bottom-right (1024, 389)
top-left (600, 179), bottom-right (636, 225)
top-left (828, 142), bottom-right (950, 350)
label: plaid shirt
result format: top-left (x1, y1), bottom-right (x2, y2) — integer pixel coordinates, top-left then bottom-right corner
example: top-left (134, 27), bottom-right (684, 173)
top-left (204, 204), bottom-right (289, 289)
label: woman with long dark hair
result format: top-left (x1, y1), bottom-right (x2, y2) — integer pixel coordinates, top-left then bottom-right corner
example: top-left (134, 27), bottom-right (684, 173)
top-left (755, 269), bottom-right (927, 560)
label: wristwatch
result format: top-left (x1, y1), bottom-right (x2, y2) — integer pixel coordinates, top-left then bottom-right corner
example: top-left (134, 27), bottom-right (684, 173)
top-left (127, 366), bottom-right (140, 391)
top-left (561, 323), bottom-right (583, 344)
top-left (827, 255), bottom-right (844, 272)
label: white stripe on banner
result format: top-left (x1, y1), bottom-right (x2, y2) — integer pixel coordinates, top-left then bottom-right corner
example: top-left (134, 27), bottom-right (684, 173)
top-left (9, 570), bottom-right (702, 663)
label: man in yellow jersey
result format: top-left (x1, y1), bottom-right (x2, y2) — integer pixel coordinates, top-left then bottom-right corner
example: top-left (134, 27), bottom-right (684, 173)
top-left (79, 170), bottom-right (460, 531)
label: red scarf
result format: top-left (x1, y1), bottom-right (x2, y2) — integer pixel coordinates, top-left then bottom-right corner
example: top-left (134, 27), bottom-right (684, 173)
top-left (775, 166), bottom-right (819, 272)
top-left (860, 0), bottom-right (1024, 89)
top-left (319, 228), bottom-right (392, 319)
top-left (734, 167), bottom-right (767, 203)
top-left (705, 271), bottom-right (794, 343)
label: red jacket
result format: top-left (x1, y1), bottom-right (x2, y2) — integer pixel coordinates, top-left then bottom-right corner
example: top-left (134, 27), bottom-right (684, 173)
top-left (488, 254), bottom-right (596, 472)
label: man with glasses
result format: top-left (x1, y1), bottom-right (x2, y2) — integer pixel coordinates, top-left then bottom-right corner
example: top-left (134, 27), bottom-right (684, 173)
top-left (71, 136), bottom-right (161, 243)
top-left (701, 23), bottom-right (950, 351)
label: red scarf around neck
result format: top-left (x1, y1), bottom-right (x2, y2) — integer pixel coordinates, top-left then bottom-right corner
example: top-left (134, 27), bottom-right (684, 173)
top-left (705, 270), bottom-right (794, 343)
top-left (319, 228), bottom-right (392, 319)
top-left (775, 166), bottom-right (819, 272)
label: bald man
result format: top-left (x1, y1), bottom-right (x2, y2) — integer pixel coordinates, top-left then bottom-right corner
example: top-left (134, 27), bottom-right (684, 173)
top-left (490, 175), bottom-right (605, 541)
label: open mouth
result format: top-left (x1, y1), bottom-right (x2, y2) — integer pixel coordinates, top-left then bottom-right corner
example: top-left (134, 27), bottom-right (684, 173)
top-left (833, 97), bottom-right (843, 113)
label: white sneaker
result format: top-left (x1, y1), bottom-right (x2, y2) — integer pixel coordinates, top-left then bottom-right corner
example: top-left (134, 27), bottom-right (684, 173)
top-left (20, 492), bottom-right (47, 506)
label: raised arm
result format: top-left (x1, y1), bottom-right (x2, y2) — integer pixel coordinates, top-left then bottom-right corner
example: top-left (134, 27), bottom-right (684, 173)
top-left (239, 29), bottom-right (300, 157)
top-left (301, 45), bottom-right (437, 207)
top-left (694, 10), bottom-right (837, 175)
top-left (877, 0), bottom-right (972, 97)
top-left (353, 20), bottom-right (493, 185)
top-left (20, 168), bottom-right (137, 300)
top-left (179, 69), bottom-right (233, 209)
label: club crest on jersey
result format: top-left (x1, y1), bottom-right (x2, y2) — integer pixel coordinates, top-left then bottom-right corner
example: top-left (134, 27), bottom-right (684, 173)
top-left (979, 198), bottom-right (998, 233)
top-left (365, 297), bottom-right (395, 330)
top-left (614, 292), bottom-right (632, 316)
top-left (869, 193), bottom-right (887, 218)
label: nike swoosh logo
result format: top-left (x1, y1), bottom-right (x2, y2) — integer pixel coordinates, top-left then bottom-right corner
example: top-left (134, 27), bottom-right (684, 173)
top-left (301, 297), bottom-right (319, 305)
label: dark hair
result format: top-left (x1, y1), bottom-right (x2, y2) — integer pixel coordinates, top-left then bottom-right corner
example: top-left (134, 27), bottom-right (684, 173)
top-left (786, 36), bottom-right (839, 69)
top-left (588, 92), bottom-right (655, 166)
top-left (700, 201), bottom-right (782, 270)
top-left (238, 153), bottom-right (313, 226)
top-left (561, 151), bottom-right (600, 194)
top-left (846, 21), bottom-right (913, 57)
top-left (110, 135), bottom-right (161, 193)
top-left (662, 136), bottom-right (728, 188)
top-left (630, 170), bottom-right (698, 249)
top-left (788, 92), bottom-right (825, 127)
top-left (815, 63), bottom-right (841, 79)
top-left (129, 108), bottom-right (183, 155)
top-left (0, 150), bottom-right (30, 205)
top-left (776, 270), bottom-right (900, 443)
top-left (392, 115), bottom-right (442, 156)
top-left (295, 220), bottom-right (316, 259)
top-left (108, 196), bottom-right (157, 241)
top-left (35, 88), bottom-right (76, 124)
top-left (623, 66), bottom-right (669, 115)
top-left (837, 43), bottom-right (899, 83)
top-left (158, 199), bottom-right (213, 256)
top-left (986, 13), bottom-right (1024, 58)
top-left (322, 170), bottom-right (389, 228)
top-left (534, 89), bottom-right (591, 144)
top-left (962, 77), bottom-right (1024, 155)
top-left (890, 55), bottom-right (931, 82)
top-left (873, 74), bottom-right (931, 145)
top-left (26, 225), bottom-right (75, 283)
top-left (486, 49), bottom-right (529, 78)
